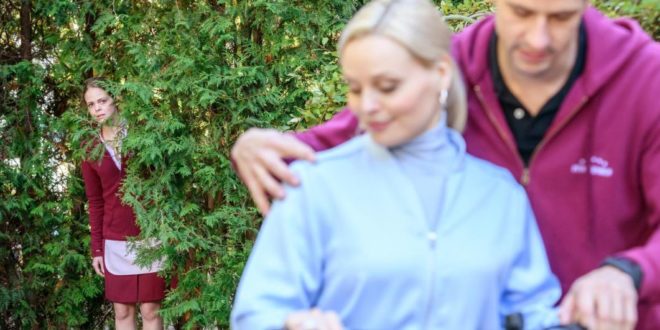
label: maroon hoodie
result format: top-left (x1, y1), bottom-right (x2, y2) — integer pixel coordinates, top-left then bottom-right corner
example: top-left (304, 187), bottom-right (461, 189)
top-left (293, 7), bottom-right (660, 327)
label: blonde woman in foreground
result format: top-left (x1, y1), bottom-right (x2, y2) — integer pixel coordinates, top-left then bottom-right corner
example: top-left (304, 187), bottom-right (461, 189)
top-left (231, 0), bottom-right (560, 329)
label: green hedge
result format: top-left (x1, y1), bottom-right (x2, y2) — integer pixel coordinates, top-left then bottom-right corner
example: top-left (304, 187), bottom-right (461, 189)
top-left (0, 0), bottom-right (656, 328)
top-left (595, 0), bottom-right (659, 39)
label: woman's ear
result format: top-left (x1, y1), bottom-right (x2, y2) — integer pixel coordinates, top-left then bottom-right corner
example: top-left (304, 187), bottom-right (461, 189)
top-left (434, 55), bottom-right (453, 92)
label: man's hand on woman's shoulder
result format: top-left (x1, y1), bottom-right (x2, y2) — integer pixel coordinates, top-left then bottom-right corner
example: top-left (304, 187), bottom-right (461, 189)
top-left (231, 128), bottom-right (315, 215)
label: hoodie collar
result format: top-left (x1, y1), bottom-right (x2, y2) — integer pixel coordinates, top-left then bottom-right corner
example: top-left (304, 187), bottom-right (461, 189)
top-left (453, 6), bottom-right (654, 147)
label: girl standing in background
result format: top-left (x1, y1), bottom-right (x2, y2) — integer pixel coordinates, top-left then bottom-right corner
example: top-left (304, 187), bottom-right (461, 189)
top-left (81, 78), bottom-right (165, 330)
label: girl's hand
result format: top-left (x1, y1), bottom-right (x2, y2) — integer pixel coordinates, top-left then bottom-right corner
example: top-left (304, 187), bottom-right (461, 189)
top-left (284, 308), bottom-right (343, 330)
top-left (92, 256), bottom-right (105, 277)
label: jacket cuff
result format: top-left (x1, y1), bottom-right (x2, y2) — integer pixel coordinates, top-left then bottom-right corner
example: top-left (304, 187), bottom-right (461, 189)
top-left (601, 257), bottom-right (643, 292)
top-left (92, 248), bottom-right (103, 258)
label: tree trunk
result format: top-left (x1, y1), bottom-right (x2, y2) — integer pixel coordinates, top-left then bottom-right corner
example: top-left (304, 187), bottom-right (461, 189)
top-left (20, 0), bottom-right (31, 60)
top-left (84, 8), bottom-right (97, 79)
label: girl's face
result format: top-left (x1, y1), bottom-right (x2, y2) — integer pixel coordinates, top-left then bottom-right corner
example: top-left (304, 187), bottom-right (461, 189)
top-left (340, 35), bottom-right (451, 147)
top-left (84, 87), bottom-right (117, 125)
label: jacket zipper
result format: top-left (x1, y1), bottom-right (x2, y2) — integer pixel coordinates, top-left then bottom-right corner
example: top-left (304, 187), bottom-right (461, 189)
top-left (423, 231), bottom-right (438, 328)
top-left (474, 85), bottom-right (589, 186)
top-left (422, 177), bottom-right (450, 327)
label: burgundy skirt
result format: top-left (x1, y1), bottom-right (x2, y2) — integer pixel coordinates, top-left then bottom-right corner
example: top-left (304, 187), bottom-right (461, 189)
top-left (103, 258), bottom-right (166, 304)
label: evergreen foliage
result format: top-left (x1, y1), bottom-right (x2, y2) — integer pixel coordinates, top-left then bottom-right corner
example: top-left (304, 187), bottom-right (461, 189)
top-left (0, 0), bottom-right (657, 328)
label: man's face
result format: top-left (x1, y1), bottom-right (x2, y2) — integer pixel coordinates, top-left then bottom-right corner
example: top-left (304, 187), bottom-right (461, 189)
top-left (494, 0), bottom-right (587, 79)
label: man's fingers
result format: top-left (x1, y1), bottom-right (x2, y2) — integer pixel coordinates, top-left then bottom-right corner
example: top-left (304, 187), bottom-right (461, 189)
top-left (234, 157), bottom-right (272, 215)
top-left (231, 128), bottom-right (313, 214)
top-left (243, 171), bottom-right (271, 215)
top-left (564, 267), bottom-right (639, 330)
top-left (623, 293), bottom-right (637, 329)
top-left (613, 287), bottom-right (637, 330)
top-left (274, 134), bottom-right (316, 162)
top-left (575, 289), bottom-right (597, 329)
top-left (559, 293), bottom-right (576, 324)
top-left (253, 163), bottom-right (286, 200)
top-left (594, 290), bottom-right (612, 326)
top-left (262, 151), bottom-right (301, 186)
top-left (257, 149), bottom-right (299, 187)
top-left (605, 288), bottom-right (624, 329)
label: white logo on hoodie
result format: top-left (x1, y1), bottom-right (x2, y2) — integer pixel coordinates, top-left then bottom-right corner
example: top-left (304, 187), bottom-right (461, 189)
top-left (570, 156), bottom-right (613, 177)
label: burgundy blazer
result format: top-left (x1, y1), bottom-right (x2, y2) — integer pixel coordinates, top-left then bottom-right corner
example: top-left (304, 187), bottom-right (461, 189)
top-left (81, 144), bottom-right (139, 257)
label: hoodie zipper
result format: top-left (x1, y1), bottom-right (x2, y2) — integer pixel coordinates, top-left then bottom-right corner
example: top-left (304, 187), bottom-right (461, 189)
top-left (474, 85), bottom-right (589, 186)
top-left (474, 85), bottom-right (526, 181)
top-left (522, 96), bottom-right (590, 183)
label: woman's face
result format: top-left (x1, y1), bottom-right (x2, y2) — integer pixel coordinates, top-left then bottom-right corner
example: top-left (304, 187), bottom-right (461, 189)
top-left (340, 35), bottom-right (451, 147)
top-left (84, 87), bottom-right (117, 125)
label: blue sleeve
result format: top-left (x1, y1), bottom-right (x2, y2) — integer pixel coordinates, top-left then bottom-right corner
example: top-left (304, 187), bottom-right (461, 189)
top-left (500, 188), bottom-right (562, 330)
top-left (231, 164), bottom-right (324, 330)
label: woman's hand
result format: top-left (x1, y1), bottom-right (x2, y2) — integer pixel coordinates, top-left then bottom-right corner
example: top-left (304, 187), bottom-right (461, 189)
top-left (92, 256), bottom-right (105, 277)
top-left (284, 308), bottom-right (343, 330)
top-left (231, 128), bottom-right (315, 215)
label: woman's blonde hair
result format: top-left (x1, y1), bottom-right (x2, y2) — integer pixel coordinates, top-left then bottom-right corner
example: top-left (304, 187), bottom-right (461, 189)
top-left (338, 0), bottom-right (467, 131)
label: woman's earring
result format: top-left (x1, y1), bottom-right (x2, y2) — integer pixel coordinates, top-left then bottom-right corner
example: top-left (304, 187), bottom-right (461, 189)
top-left (439, 89), bottom-right (448, 109)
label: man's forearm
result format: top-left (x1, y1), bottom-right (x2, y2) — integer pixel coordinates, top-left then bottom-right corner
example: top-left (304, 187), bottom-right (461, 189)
top-left (292, 108), bottom-right (359, 152)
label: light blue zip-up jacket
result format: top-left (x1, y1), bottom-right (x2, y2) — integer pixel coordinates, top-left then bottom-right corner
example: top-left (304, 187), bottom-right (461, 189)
top-left (232, 119), bottom-right (560, 330)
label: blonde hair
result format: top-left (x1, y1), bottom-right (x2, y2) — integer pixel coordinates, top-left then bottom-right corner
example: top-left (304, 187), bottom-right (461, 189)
top-left (338, 0), bottom-right (467, 131)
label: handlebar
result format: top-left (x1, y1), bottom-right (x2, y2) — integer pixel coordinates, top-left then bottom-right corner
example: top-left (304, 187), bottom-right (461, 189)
top-left (505, 313), bottom-right (587, 330)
